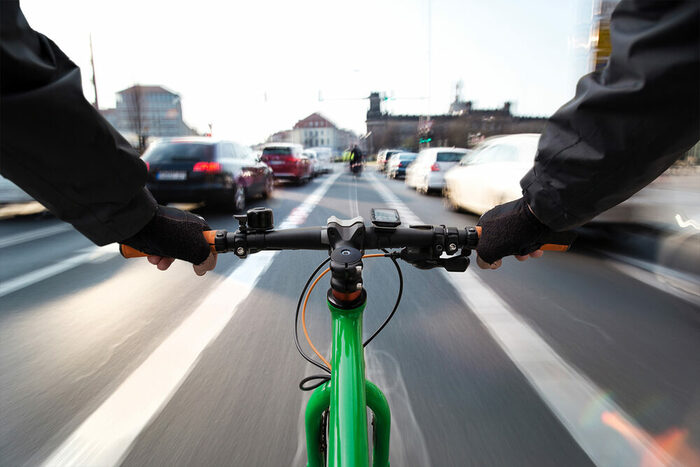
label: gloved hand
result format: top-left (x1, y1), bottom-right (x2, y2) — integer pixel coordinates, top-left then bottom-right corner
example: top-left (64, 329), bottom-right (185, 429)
top-left (476, 198), bottom-right (551, 269)
top-left (122, 205), bottom-right (216, 275)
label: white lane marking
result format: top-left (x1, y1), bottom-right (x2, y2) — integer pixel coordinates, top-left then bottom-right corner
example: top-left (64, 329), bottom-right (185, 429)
top-left (0, 245), bottom-right (119, 298)
top-left (42, 172), bottom-right (342, 467)
top-left (367, 172), bottom-right (672, 467)
top-left (0, 223), bottom-right (72, 248)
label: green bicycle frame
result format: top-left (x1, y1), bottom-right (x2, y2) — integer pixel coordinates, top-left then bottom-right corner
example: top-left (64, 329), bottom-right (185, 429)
top-left (304, 297), bottom-right (391, 467)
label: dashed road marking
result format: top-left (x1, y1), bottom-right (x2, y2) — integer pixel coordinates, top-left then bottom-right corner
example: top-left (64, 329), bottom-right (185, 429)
top-left (0, 223), bottom-right (72, 248)
top-left (0, 245), bottom-right (119, 298)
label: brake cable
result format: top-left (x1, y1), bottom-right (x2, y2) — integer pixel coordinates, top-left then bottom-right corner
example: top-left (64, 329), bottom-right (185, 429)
top-left (296, 251), bottom-right (404, 391)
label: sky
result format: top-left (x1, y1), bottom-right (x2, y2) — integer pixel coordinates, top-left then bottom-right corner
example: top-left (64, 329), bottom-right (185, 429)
top-left (21, 0), bottom-right (595, 146)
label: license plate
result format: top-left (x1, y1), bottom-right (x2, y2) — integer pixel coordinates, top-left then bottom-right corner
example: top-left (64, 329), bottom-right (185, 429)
top-left (157, 171), bottom-right (187, 181)
top-left (268, 160), bottom-right (284, 165)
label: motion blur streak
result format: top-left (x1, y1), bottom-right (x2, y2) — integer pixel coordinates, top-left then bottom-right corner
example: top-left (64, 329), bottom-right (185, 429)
top-left (601, 411), bottom-right (700, 466)
top-left (675, 214), bottom-right (700, 231)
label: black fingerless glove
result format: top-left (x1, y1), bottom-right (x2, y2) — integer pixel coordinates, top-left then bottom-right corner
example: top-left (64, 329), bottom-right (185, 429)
top-left (476, 198), bottom-right (552, 264)
top-left (122, 206), bottom-right (211, 265)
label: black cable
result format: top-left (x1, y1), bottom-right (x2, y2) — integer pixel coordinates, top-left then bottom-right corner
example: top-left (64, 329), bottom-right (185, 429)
top-left (295, 257), bottom-right (332, 375)
top-left (299, 374), bottom-right (331, 391)
top-left (363, 249), bottom-right (403, 347)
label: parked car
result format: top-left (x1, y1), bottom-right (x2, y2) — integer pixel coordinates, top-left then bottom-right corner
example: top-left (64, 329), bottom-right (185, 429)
top-left (443, 134), bottom-right (539, 214)
top-left (405, 147), bottom-right (470, 194)
top-left (144, 137), bottom-right (274, 212)
top-left (307, 146), bottom-right (333, 173)
top-left (386, 152), bottom-right (418, 179)
top-left (260, 143), bottom-right (313, 184)
top-left (376, 149), bottom-right (403, 172)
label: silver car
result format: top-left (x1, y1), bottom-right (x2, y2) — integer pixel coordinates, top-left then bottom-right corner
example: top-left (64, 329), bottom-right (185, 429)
top-left (405, 147), bottom-right (470, 193)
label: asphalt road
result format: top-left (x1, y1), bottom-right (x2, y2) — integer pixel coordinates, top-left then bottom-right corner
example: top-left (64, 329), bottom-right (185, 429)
top-left (1, 166), bottom-right (698, 466)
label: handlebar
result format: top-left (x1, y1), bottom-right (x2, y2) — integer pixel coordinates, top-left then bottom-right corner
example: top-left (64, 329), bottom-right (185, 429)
top-left (119, 214), bottom-right (574, 262)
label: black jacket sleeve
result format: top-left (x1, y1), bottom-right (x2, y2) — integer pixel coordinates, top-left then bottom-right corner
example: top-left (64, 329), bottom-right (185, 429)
top-left (0, 1), bottom-right (157, 245)
top-left (521, 0), bottom-right (700, 231)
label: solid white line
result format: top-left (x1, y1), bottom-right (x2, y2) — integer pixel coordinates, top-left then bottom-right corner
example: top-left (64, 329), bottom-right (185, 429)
top-left (366, 172), bottom-right (671, 467)
top-left (0, 223), bottom-right (72, 249)
top-left (0, 246), bottom-right (119, 298)
top-left (41, 172), bottom-right (341, 467)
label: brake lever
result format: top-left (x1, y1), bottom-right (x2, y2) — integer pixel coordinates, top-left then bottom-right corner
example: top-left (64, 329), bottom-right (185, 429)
top-left (399, 248), bottom-right (471, 272)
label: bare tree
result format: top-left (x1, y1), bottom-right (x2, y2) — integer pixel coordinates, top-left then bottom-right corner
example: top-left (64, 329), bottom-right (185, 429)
top-left (124, 85), bottom-right (147, 152)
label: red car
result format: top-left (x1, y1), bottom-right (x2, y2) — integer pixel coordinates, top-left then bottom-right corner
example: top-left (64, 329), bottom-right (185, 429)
top-left (261, 143), bottom-right (313, 184)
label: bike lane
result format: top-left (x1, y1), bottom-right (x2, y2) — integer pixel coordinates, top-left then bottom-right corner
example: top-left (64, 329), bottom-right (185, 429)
top-left (122, 171), bottom-right (592, 466)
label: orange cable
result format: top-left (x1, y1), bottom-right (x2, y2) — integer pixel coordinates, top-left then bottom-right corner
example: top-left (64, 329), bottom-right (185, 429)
top-left (302, 254), bottom-right (389, 371)
top-left (303, 268), bottom-right (331, 369)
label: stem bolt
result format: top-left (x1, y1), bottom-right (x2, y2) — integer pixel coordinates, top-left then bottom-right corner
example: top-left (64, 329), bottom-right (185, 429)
top-left (355, 265), bottom-right (363, 273)
top-left (356, 282), bottom-right (363, 290)
top-left (236, 247), bottom-right (246, 256)
top-left (448, 243), bottom-right (457, 252)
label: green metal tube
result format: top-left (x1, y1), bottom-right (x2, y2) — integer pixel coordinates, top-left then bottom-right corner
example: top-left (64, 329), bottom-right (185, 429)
top-left (366, 380), bottom-right (391, 467)
top-left (327, 299), bottom-right (369, 467)
top-left (305, 382), bottom-right (331, 467)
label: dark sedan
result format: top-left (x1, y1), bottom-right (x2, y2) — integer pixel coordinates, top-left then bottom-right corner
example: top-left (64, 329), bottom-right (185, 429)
top-left (144, 137), bottom-right (273, 211)
top-left (386, 152), bottom-right (418, 179)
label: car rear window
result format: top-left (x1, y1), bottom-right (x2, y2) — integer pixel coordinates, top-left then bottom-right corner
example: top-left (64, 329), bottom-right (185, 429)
top-left (436, 152), bottom-right (464, 162)
top-left (144, 143), bottom-right (214, 163)
top-left (263, 147), bottom-right (293, 156)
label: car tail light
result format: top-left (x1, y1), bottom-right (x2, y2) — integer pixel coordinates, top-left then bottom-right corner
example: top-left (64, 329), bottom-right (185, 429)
top-left (145, 162), bottom-right (150, 171)
top-left (430, 162), bottom-right (440, 171)
top-left (193, 162), bottom-right (221, 173)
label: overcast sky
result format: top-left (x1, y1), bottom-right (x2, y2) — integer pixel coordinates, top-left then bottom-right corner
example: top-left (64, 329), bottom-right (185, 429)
top-left (21, 0), bottom-right (594, 145)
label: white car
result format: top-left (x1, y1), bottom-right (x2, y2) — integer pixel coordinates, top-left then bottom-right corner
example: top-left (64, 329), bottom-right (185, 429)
top-left (307, 147), bottom-right (333, 174)
top-left (443, 134), bottom-right (539, 214)
top-left (303, 150), bottom-right (322, 177)
top-left (405, 147), bottom-right (470, 194)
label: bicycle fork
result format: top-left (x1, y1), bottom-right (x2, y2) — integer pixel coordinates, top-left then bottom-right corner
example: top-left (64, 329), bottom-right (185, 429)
top-left (305, 295), bottom-right (391, 467)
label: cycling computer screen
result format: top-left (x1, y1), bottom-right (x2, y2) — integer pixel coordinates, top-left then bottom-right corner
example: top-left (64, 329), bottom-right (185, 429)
top-left (370, 208), bottom-right (401, 228)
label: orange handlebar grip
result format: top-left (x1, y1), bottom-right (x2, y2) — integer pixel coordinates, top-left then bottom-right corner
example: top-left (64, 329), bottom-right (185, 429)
top-left (473, 226), bottom-right (571, 252)
top-left (119, 230), bottom-right (219, 259)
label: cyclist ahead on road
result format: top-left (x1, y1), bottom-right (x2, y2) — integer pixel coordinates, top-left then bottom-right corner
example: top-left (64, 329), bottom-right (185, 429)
top-left (349, 144), bottom-right (363, 165)
top-left (1, 0), bottom-right (698, 273)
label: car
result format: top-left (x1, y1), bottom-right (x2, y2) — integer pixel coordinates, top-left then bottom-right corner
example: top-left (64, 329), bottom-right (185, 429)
top-left (376, 149), bottom-right (403, 172)
top-left (303, 150), bottom-right (322, 177)
top-left (405, 147), bottom-right (470, 194)
top-left (443, 134), bottom-right (539, 214)
top-left (144, 137), bottom-right (274, 212)
top-left (260, 143), bottom-right (313, 184)
top-left (307, 147), bottom-right (333, 173)
top-left (385, 152), bottom-right (418, 179)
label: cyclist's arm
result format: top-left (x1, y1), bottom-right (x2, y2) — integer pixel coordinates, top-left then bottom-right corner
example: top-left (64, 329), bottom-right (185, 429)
top-left (521, 0), bottom-right (699, 231)
top-left (0, 1), bottom-right (155, 245)
top-left (1, 2), bottom-right (215, 274)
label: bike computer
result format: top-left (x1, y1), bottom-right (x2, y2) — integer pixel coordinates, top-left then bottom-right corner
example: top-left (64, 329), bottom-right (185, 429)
top-left (370, 208), bottom-right (401, 229)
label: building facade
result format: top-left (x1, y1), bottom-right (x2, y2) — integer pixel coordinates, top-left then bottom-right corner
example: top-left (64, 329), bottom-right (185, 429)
top-left (100, 85), bottom-right (197, 149)
top-left (365, 92), bottom-right (547, 154)
top-left (265, 112), bottom-right (359, 155)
